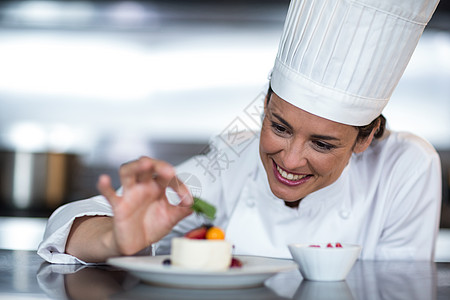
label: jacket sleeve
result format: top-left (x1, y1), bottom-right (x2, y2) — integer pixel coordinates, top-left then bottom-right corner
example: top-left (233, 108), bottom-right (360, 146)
top-left (375, 134), bottom-right (442, 260)
top-left (37, 195), bottom-right (114, 264)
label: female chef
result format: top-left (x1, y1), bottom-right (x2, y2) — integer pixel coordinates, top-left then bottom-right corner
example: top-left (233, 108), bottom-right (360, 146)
top-left (38, 0), bottom-right (442, 264)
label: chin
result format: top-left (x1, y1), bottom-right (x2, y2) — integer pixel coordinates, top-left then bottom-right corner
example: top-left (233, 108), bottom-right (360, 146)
top-left (269, 184), bottom-right (307, 202)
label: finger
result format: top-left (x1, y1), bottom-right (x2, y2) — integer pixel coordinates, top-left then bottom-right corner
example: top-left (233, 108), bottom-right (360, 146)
top-left (118, 160), bottom-right (139, 189)
top-left (97, 174), bottom-right (120, 208)
top-left (132, 157), bottom-right (175, 187)
top-left (119, 156), bottom-right (156, 188)
top-left (151, 159), bottom-right (176, 187)
top-left (135, 156), bottom-right (156, 183)
top-left (166, 201), bottom-right (193, 222)
top-left (167, 175), bottom-right (193, 207)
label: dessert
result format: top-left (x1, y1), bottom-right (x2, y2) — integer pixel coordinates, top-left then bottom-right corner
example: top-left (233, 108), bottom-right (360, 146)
top-left (168, 198), bottom-right (241, 271)
top-left (170, 225), bottom-right (232, 271)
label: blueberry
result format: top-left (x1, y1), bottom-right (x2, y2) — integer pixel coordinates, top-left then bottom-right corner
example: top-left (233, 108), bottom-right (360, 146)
top-left (162, 258), bottom-right (171, 265)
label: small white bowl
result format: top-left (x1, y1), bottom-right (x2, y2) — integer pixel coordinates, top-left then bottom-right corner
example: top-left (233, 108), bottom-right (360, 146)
top-left (288, 243), bottom-right (362, 281)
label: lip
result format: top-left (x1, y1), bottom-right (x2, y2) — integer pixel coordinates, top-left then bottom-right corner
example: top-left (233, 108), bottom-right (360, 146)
top-left (272, 160), bottom-right (311, 187)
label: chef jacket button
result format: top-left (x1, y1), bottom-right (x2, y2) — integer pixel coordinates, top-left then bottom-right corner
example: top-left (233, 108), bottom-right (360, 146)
top-left (339, 209), bottom-right (350, 219)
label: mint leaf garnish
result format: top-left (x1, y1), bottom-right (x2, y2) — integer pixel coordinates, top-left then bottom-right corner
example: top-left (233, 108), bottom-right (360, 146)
top-left (192, 197), bottom-right (216, 220)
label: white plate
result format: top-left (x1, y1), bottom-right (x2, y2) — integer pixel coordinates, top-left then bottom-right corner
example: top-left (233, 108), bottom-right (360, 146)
top-left (107, 255), bottom-right (298, 289)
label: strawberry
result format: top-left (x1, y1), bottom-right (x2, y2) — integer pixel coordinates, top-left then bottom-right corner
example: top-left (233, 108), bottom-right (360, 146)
top-left (335, 242), bottom-right (343, 248)
top-left (184, 226), bottom-right (208, 239)
top-left (327, 243), bottom-right (333, 248)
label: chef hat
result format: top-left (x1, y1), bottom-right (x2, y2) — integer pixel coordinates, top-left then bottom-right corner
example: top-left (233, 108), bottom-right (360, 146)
top-left (271, 0), bottom-right (439, 126)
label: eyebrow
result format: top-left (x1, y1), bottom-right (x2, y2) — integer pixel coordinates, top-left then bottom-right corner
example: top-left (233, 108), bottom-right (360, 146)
top-left (310, 134), bottom-right (340, 141)
top-left (272, 112), bottom-right (293, 130)
top-left (272, 112), bottom-right (340, 142)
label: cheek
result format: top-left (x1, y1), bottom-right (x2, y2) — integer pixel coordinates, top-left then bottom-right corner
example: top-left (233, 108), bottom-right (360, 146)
top-left (260, 128), bottom-right (282, 154)
top-left (309, 153), bottom-right (350, 178)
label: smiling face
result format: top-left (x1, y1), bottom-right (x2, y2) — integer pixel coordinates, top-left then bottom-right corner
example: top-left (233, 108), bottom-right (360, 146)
top-left (259, 92), bottom-right (374, 203)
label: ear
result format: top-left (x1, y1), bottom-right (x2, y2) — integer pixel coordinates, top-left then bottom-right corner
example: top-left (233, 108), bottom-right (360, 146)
top-left (353, 121), bottom-right (380, 154)
top-left (262, 90), bottom-right (271, 119)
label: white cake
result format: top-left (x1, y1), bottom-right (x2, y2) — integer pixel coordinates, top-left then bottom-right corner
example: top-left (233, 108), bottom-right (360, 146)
top-left (171, 237), bottom-right (232, 271)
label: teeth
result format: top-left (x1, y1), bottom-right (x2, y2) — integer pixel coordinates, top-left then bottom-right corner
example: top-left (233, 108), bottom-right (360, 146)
top-left (276, 165), bottom-right (307, 181)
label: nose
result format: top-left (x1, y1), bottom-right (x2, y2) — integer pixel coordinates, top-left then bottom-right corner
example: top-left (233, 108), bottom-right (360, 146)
top-left (282, 139), bottom-right (308, 170)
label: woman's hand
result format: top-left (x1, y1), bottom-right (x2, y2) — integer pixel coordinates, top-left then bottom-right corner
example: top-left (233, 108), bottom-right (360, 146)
top-left (97, 156), bottom-right (193, 256)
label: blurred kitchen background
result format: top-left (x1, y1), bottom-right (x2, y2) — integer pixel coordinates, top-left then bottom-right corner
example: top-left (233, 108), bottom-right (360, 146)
top-left (0, 0), bottom-right (449, 258)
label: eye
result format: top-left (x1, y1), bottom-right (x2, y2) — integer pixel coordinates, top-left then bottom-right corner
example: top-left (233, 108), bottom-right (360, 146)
top-left (313, 140), bottom-right (335, 152)
top-left (271, 122), bottom-right (290, 136)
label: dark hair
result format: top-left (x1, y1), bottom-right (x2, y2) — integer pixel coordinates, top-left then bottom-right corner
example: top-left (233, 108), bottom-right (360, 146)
top-left (266, 85), bottom-right (386, 141)
top-left (356, 114), bottom-right (386, 141)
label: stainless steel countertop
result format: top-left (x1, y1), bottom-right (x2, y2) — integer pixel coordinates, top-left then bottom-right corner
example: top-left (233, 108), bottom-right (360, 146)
top-left (0, 249), bottom-right (450, 299)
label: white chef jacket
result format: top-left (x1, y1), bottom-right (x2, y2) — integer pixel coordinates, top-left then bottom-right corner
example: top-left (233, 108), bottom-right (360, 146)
top-left (37, 130), bottom-right (442, 264)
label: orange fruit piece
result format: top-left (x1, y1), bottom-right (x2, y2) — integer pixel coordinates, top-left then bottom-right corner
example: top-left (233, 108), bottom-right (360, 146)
top-left (205, 226), bottom-right (225, 240)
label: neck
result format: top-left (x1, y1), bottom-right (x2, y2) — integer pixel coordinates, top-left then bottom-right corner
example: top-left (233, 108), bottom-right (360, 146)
top-left (284, 199), bottom-right (301, 208)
